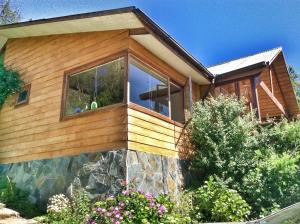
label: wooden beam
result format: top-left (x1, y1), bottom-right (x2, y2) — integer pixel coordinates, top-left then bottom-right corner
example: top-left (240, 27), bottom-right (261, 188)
top-left (257, 77), bottom-right (287, 116)
top-left (189, 75), bottom-right (193, 113)
top-left (269, 65), bottom-right (274, 94)
top-left (234, 82), bottom-right (240, 100)
top-left (215, 71), bottom-right (262, 87)
top-left (250, 76), bottom-right (261, 121)
top-left (129, 28), bottom-right (150, 35)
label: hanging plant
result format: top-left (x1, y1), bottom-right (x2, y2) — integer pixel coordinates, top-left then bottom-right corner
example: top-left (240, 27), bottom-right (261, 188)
top-left (0, 53), bottom-right (23, 109)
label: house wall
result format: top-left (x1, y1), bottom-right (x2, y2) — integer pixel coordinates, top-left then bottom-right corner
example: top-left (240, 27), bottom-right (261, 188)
top-left (257, 68), bottom-right (285, 118)
top-left (0, 31), bottom-right (194, 205)
top-left (214, 65), bottom-right (292, 119)
top-left (272, 53), bottom-right (299, 118)
top-left (0, 31), bottom-right (200, 164)
top-left (0, 30), bottom-right (129, 164)
top-left (127, 38), bottom-right (195, 158)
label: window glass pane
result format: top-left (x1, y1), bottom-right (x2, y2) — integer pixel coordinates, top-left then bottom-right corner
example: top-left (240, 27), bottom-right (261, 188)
top-left (66, 68), bottom-right (95, 115)
top-left (17, 90), bottom-right (28, 103)
top-left (170, 82), bottom-right (184, 123)
top-left (96, 58), bottom-right (124, 107)
top-left (66, 58), bottom-right (124, 116)
top-left (129, 59), bottom-right (169, 116)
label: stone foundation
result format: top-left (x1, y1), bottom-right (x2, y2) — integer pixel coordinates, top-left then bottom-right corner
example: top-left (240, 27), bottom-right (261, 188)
top-left (0, 149), bottom-right (184, 209)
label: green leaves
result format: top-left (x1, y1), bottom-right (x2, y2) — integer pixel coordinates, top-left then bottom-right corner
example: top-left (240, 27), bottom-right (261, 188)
top-left (189, 95), bottom-right (258, 186)
top-left (0, 54), bottom-right (23, 109)
top-left (190, 177), bottom-right (251, 222)
top-left (188, 95), bottom-right (300, 219)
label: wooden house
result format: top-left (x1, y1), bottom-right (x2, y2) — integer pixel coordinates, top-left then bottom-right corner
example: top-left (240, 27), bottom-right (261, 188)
top-left (208, 48), bottom-right (299, 120)
top-left (0, 7), bottom-right (298, 203)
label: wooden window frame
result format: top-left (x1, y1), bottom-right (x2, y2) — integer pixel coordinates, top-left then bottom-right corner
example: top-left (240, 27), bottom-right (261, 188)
top-left (60, 50), bottom-right (185, 125)
top-left (128, 53), bottom-right (185, 124)
top-left (169, 81), bottom-right (185, 123)
top-left (60, 51), bottom-right (127, 121)
top-left (15, 84), bottom-right (31, 107)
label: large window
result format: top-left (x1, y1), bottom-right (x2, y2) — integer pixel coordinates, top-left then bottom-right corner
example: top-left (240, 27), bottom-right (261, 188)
top-left (129, 59), bottom-right (169, 117)
top-left (129, 58), bottom-right (184, 122)
top-left (62, 54), bottom-right (185, 123)
top-left (65, 57), bottom-right (124, 116)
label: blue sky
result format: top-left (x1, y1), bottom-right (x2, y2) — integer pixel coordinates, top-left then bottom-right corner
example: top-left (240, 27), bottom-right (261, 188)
top-left (12, 0), bottom-right (300, 72)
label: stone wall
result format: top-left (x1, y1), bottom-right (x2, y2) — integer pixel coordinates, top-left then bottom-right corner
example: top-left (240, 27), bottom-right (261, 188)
top-left (127, 150), bottom-right (183, 196)
top-left (0, 149), bottom-right (184, 209)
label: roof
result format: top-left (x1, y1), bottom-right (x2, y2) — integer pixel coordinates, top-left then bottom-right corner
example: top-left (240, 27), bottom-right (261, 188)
top-left (0, 6), bottom-right (213, 84)
top-left (208, 47), bottom-right (282, 75)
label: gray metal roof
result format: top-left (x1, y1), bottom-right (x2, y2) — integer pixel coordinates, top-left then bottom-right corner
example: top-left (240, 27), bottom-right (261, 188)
top-left (208, 47), bottom-right (282, 75)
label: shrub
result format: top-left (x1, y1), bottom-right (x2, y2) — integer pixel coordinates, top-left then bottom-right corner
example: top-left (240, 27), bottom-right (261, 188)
top-left (188, 95), bottom-right (300, 219)
top-left (46, 189), bottom-right (91, 224)
top-left (262, 119), bottom-right (300, 154)
top-left (242, 152), bottom-right (300, 217)
top-left (189, 95), bottom-right (261, 187)
top-left (0, 54), bottom-right (23, 108)
top-left (190, 177), bottom-right (251, 222)
top-left (88, 189), bottom-right (190, 224)
top-left (0, 175), bottom-right (42, 218)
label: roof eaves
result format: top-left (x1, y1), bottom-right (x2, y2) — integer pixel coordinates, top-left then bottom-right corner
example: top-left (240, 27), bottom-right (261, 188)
top-left (0, 6), bottom-right (213, 83)
top-left (208, 47), bottom-right (282, 69)
top-left (214, 61), bottom-right (268, 82)
top-left (0, 6), bottom-right (137, 30)
top-left (132, 8), bottom-right (214, 82)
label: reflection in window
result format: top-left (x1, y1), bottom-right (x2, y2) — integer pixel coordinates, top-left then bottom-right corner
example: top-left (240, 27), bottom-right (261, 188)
top-left (65, 57), bottom-right (124, 116)
top-left (129, 59), bottom-right (169, 116)
top-left (15, 84), bottom-right (31, 106)
top-left (170, 82), bottom-right (184, 123)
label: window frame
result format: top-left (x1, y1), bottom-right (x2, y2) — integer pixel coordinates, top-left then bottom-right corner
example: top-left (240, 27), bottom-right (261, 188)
top-left (169, 81), bottom-right (185, 123)
top-left (15, 84), bottom-right (31, 107)
top-left (128, 53), bottom-right (185, 125)
top-left (60, 51), bottom-right (128, 121)
top-left (60, 50), bottom-right (185, 125)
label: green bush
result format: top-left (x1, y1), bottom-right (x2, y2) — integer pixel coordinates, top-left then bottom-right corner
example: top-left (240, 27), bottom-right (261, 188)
top-left (262, 119), bottom-right (300, 154)
top-left (0, 175), bottom-right (42, 218)
top-left (189, 95), bottom-right (261, 187)
top-left (0, 54), bottom-right (23, 108)
top-left (243, 152), bottom-right (300, 217)
top-left (188, 95), bottom-right (300, 219)
top-left (190, 177), bottom-right (251, 222)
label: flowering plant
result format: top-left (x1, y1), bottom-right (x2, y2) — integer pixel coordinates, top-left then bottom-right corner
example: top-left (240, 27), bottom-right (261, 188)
top-left (47, 194), bottom-right (71, 221)
top-left (88, 188), bottom-right (173, 224)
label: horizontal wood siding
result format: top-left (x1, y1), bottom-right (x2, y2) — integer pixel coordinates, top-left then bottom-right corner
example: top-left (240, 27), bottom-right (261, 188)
top-left (128, 38), bottom-right (195, 157)
top-left (0, 30), bottom-right (130, 163)
top-left (127, 108), bottom-right (190, 157)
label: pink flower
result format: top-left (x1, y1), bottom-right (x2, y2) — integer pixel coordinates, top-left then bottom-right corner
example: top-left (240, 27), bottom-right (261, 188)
top-left (118, 202), bottom-right (125, 208)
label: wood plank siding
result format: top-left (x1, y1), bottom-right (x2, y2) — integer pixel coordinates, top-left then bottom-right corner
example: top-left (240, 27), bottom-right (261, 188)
top-left (127, 38), bottom-right (197, 157)
top-left (127, 108), bottom-right (185, 158)
top-left (0, 30), bottom-right (130, 163)
top-left (0, 30), bottom-right (200, 163)
top-left (214, 52), bottom-right (299, 120)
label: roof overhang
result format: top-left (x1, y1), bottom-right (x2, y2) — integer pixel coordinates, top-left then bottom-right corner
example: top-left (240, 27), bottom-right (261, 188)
top-left (215, 61), bottom-right (267, 86)
top-left (0, 6), bottom-right (213, 84)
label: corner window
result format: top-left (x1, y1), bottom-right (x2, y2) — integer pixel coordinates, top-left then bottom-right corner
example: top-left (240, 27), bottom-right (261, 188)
top-left (65, 57), bottom-right (124, 116)
top-left (129, 58), bottom-right (169, 117)
top-left (15, 84), bottom-right (30, 106)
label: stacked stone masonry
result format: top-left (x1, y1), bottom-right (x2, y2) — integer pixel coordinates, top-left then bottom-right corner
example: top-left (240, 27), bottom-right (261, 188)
top-left (0, 150), bottom-right (183, 209)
